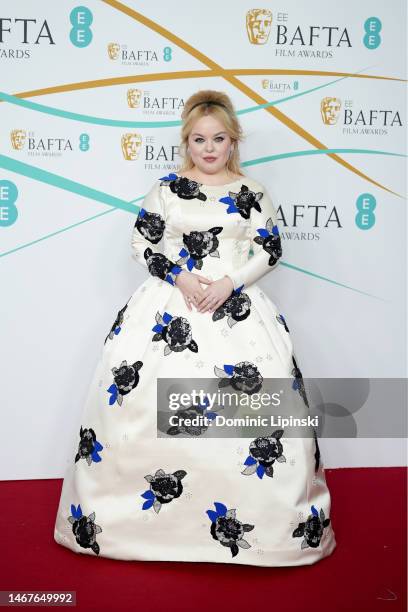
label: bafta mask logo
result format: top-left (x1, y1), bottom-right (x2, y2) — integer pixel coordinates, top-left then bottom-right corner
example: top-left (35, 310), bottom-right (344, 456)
top-left (261, 79), bottom-right (269, 89)
top-left (108, 42), bottom-right (120, 60)
top-left (321, 97), bottom-right (342, 125)
top-left (121, 133), bottom-right (142, 160)
top-left (246, 9), bottom-right (272, 44)
top-left (127, 89), bottom-right (142, 108)
top-left (10, 129), bottom-right (26, 150)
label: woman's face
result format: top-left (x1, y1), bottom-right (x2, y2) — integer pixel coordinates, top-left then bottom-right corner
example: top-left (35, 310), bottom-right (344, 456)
top-left (187, 114), bottom-right (233, 176)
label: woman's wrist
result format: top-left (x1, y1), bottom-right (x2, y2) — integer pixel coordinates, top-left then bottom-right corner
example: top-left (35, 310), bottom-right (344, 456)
top-left (175, 269), bottom-right (187, 285)
top-left (223, 274), bottom-right (235, 291)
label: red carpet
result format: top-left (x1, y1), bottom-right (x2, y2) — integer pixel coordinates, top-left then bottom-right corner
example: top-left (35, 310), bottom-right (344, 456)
top-left (2, 467), bottom-right (406, 612)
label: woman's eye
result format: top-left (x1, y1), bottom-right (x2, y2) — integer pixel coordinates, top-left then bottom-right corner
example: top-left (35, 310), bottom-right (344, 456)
top-left (194, 137), bottom-right (225, 143)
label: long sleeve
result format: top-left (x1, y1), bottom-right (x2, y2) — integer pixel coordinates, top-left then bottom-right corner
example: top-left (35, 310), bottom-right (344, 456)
top-left (225, 183), bottom-right (282, 290)
top-left (131, 180), bottom-right (183, 285)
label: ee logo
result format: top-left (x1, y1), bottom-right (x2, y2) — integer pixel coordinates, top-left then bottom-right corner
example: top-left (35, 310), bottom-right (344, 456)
top-left (70, 6), bottom-right (93, 47)
top-left (0, 180), bottom-right (18, 227)
top-left (363, 17), bottom-right (382, 49)
top-left (355, 193), bottom-right (376, 230)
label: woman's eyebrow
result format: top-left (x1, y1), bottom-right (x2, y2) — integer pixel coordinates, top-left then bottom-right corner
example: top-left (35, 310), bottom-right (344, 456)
top-left (191, 131), bottom-right (227, 136)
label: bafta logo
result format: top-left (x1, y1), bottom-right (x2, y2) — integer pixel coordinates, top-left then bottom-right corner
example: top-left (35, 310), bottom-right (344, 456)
top-left (127, 89), bottom-right (142, 108)
top-left (108, 42), bottom-right (120, 60)
top-left (261, 79), bottom-right (269, 89)
top-left (10, 129), bottom-right (26, 150)
top-left (246, 9), bottom-right (272, 44)
top-left (121, 133), bottom-right (142, 160)
top-left (321, 97), bottom-right (342, 125)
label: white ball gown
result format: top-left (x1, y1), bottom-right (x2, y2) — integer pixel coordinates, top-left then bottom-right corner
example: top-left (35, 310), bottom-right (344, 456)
top-left (53, 172), bottom-right (337, 566)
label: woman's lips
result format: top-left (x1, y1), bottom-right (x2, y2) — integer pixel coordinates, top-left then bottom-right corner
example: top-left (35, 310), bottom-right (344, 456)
top-left (204, 157), bottom-right (216, 161)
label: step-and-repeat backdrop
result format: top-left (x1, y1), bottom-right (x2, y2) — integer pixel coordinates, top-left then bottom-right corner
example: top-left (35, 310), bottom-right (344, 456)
top-left (0, 1), bottom-right (406, 478)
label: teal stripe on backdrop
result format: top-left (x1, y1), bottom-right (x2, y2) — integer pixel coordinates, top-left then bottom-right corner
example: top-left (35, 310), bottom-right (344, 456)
top-left (0, 154), bottom-right (136, 213)
top-left (0, 150), bottom-right (404, 216)
top-left (0, 154), bottom-right (388, 299)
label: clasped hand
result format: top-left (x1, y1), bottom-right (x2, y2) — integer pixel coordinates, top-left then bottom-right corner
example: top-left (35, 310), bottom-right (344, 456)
top-left (175, 270), bottom-right (234, 313)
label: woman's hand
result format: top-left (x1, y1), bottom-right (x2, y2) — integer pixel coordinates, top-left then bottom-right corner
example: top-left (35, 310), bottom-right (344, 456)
top-left (195, 275), bottom-right (234, 313)
top-left (175, 270), bottom-right (213, 311)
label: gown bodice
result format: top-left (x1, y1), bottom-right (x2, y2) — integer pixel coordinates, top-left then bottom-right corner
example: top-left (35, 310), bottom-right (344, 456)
top-left (131, 172), bottom-right (283, 290)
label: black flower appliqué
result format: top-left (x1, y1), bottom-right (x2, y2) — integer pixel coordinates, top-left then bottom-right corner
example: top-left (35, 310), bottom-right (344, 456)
top-left (160, 172), bottom-right (207, 201)
top-left (104, 297), bottom-right (131, 343)
top-left (291, 354), bottom-right (309, 408)
top-left (166, 396), bottom-right (223, 436)
top-left (241, 429), bottom-right (286, 478)
top-left (219, 185), bottom-right (262, 220)
top-left (212, 284), bottom-right (251, 327)
top-left (206, 502), bottom-right (255, 558)
top-left (292, 505), bottom-right (331, 549)
top-left (141, 468), bottom-right (187, 513)
top-left (107, 359), bottom-right (143, 406)
top-left (135, 207), bottom-right (165, 244)
top-left (214, 360), bottom-right (263, 395)
top-left (68, 504), bottom-right (102, 555)
top-left (74, 426), bottom-right (104, 465)
top-left (152, 311), bottom-right (198, 356)
top-left (178, 226), bottom-right (223, 271)
top-left (143, 248), bottom-right (183, 286)
top-left (253, 216), bottom-right (282, 266)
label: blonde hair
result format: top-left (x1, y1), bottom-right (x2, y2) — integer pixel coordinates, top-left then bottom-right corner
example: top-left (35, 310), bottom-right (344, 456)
top-left (177, 90), bottom-right (245, 177)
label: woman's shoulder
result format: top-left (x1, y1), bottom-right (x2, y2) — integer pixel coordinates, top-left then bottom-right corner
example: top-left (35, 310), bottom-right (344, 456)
top-left (237, 174), bottom-right (266, 192)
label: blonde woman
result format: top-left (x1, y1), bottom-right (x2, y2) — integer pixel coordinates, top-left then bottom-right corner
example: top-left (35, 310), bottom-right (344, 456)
top-left (53, 89), bottom-right (337, 567)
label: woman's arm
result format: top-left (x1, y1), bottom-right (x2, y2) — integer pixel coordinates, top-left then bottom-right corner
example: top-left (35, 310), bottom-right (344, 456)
top-left (225, 183), bottom-right (282, 290)
top-left (131, 180), bottom-right (183, 285)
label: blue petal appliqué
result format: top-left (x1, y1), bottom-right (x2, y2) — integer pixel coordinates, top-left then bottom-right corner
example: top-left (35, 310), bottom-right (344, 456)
top-left (159, 173), bottom-right (178, 181)
top-left (107, 383), bottom-right (118, 405)
top-left (70, 504), bottom-right (82, 519)
top-left (256, 464), bottom-right (265, 479)
top-left (219, 196), bottom-right (239, 214)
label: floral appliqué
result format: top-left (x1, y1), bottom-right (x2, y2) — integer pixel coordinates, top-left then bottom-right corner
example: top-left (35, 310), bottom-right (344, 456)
top-left (166, 396), bottom-right (223, 436)
top-left (143, 248), bottom-right (183, 286)
top-left (107, 359), bottom-right (143, 406)
top-left (104, 296), bottom-right (132, 343)
top-left (67, 504), bottom-right (102, 555)
top-left (291, 354), bottom-right (309, 408)
top-left (152, 311), bottom-right (198, 355)
top-left (219, 185), bottom-right (262, 220)
top-left (178, 226), bottom-right (223, 271)
top-left (253, 217), bottom-right (282, 266)
top-left (135, 207), bottom-right (165, 244)
top-left (292, 505), bottom-right (331, 549)
top-left (241, 430), bottom-right (286, 478)
top-left (212, 284), bottom-right (251, 327)
top-left (141, 468), bottom-right (187, 513)
top-left (160, 172), bottom-right (207, 201)
top-left (206, 502), bottom-right (255, 558)
top-left (214, 360), bottom-right (263, 394)
top-left (74, 427), bottom-right (104, 465)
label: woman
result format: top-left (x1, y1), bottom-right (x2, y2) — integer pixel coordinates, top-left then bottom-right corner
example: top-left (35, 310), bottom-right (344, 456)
top-left (53, 89), bottom-right (337, 566)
